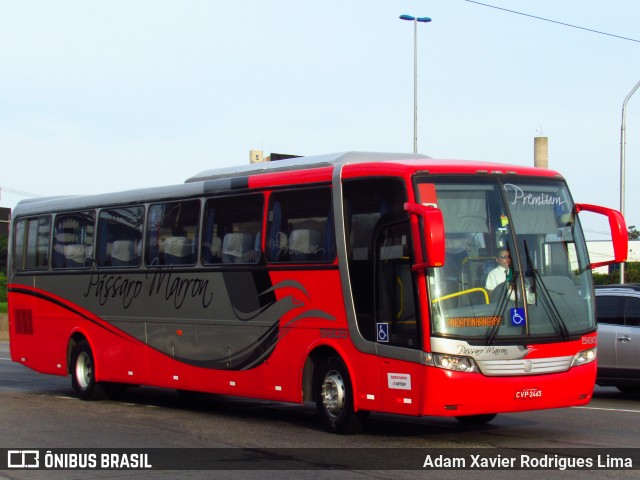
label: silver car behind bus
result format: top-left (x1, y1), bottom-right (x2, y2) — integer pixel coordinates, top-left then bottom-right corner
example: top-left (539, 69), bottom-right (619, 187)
top-left (595, 284), bottom-right (640, 394)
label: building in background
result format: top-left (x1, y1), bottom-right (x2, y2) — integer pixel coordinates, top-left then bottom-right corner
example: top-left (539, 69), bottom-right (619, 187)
top-left (0, 208), bottom-right (9, 237)
top-left (587, 240), bottom-right (640, 274)
top-left (250, 150), bottom-right (301, 164)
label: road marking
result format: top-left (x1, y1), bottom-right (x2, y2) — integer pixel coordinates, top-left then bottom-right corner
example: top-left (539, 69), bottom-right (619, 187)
top-left (573, 406), bottom-right (640, 414)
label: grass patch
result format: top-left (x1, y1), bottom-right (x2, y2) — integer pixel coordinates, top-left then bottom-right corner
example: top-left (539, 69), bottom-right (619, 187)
top-left (0, 302), bottom-right (7, 314)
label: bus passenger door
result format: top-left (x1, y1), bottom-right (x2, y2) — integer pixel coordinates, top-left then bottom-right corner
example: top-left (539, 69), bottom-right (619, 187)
top-left (373, 217), bottom-right (422, 415)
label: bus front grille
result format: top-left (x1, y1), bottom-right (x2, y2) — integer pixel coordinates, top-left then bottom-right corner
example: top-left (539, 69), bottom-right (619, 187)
top-left (477, 356), bottom-right (573, 376)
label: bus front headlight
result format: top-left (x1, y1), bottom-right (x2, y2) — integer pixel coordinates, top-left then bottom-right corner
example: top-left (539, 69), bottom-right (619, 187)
top-left (571, 347), bottom-right (597, 367)
top-left (427, 353), bottom-right (478, 373)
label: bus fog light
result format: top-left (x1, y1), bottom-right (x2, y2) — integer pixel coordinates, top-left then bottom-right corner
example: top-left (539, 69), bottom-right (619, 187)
top-left (571, 347), bottom-right (597, 367)
top-left (429, 354), bottom-right (478, 373)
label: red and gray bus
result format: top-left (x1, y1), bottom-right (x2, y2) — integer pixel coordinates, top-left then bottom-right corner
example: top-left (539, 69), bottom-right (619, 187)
top-left (7, 152), bottom-right (627, 433)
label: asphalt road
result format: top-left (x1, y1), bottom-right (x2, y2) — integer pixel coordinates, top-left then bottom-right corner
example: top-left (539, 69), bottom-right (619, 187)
top-left (1, 340), bottom-right (639, 480)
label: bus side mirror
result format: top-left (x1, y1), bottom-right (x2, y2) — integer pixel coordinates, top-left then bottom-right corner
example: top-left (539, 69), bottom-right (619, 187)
top-left (404, 202), bottom-right (445, 269)
top-left (575, 203), bottom-right (628, 269)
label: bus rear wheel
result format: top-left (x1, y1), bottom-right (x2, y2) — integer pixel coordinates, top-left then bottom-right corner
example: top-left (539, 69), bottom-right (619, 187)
top-left (70, 339), bottom-right (105, 401)
top-left (315, 356), bottom-right (368, 434)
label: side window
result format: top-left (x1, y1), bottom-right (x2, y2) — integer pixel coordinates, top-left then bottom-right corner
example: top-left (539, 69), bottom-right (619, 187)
top-left (13, 220), bottom-right (26, 270)
top-left (202, 194), bottom-right (263, 265)
top-left (374, 217), bottom-right (419, 348)
top-left (145, 200), bottom-right (200, 266)
top-left (53, 211), bottom-right (95, 269)
top-left (26, 217), bottom-right (51, 269)
top-left (13, 217), bottom-right (51, 271)
top-left (624, 296), bottom-right (640, 327)
top-left (266, 187), bottom-right (335, 263)
top-left (342, 178), bottom-right (413, 345)
top-left (96, 206), bottom-right (144, 268)
top-left (595, 295), bottom-right (624, 326)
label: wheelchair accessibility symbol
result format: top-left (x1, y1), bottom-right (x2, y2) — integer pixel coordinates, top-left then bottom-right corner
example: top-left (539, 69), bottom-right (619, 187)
top-left (510, 307), bottom-right (526, 327)
top-left (377, 323), bottom-right (389, 343)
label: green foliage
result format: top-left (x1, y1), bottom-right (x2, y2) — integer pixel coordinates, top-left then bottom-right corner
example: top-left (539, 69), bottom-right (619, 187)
top-left (592, 262), bottom-right (640, 285)
top-left (0, 271), bottom-right (5, 302)
top-left (0, 206), bottom-right (6, 304)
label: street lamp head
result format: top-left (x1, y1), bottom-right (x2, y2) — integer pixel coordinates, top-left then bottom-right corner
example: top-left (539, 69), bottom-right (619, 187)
top-left (399, 14), bottom-right (432, 23)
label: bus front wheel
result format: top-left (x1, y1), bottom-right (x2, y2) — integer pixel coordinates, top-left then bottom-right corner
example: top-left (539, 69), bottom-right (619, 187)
top-left (70, 339), bottom-right (105, 401)
top-left (315, 356), bottom-right (368, 434)
top-left (455, 413), bottom-right (497, 425)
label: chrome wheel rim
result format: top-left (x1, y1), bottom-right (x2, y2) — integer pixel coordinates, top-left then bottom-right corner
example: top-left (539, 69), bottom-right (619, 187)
top-left (321, 370), bottom-right (345, 418)
top-left (75, 351), bottom-right (92, 390)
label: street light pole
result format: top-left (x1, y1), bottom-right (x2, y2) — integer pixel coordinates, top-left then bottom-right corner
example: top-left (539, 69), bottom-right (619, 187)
top-left (399, 14), bottom-right (431, 154)
top-left (619, 79), bottom-right (640, 284)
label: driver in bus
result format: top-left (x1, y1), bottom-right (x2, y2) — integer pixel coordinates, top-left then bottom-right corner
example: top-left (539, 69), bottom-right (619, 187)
top-left (485, 249), bottom-right (535, 304)
top-left (485, 249), bottom-right (512, 293)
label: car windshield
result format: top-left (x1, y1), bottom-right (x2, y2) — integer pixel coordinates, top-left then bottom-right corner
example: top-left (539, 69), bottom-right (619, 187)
top-left (416, 176), bottom-right (595, 343)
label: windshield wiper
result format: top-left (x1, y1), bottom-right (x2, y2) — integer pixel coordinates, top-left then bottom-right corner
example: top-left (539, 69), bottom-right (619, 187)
top-left (523, 241), bottom-right (570, 341)
top-left (486, 272), bottom-right (517, 345)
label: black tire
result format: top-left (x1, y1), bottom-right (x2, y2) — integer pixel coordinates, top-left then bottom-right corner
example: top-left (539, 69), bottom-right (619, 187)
top-left (315, 356), bottom-right (368, 434)
top-left (616, 386), bottom-right (640, 395)
top-left (455, 413), bottom-right (497, 425)
top-left (70, 339), bottom-right (105, 401)
top-left (105, 383), bottom-right (129, 400)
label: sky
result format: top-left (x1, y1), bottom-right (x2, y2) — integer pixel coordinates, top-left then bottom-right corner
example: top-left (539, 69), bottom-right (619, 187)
top-left (2, 0), bottom-right (640, 240)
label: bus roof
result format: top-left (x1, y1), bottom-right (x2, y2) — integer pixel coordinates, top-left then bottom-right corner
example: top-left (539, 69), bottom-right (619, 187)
top-left (12, 151), bottom-right (563, 217)
top-left (184, 151), bottom-right (429, 183)
top-left (186, 151), bottom-right (563, 182)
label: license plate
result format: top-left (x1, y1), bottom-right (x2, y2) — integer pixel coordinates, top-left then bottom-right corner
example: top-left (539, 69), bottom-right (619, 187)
top-left (515, 387), bottom-right (542, 399)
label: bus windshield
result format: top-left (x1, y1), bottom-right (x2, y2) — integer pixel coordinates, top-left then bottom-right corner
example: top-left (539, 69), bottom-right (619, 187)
top-left (417, 177), bottom-right (595, 344)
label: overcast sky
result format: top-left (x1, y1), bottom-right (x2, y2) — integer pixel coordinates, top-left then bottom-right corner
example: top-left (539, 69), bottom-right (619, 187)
top-left (2, 0), bottom-right (639, 240)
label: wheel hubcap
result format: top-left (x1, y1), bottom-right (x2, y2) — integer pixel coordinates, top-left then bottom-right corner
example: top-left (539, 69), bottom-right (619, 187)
top-left (76, 351), bottom-right (92, 390)
top-left (321, 370), bottom-right (345, 418)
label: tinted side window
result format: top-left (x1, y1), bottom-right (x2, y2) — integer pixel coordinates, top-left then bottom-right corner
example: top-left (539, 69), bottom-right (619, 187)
top-left (342, 178), bottom-right (410, 344)
top-left (146, 200), bottom-right (200, 266)
top-left (96, 207), bottom-right (145, 268)
top-left (53, 211), bottom-right (95, 269)
top-left (13, 220), bottom-right (25, 270)
top-left (26, 217), bottom-right (51, 269)
top-left (596, 295), bottom-right (624, 326)
top-left (202, 194), bottom-right (263, 265)
top-left (624, 296), bottom-right (640, 327)
top-left (267, 187), bottom-right (335, 263)
top-left (374, 217), bottom-right (419, 348)
top-left (13, 217), bottom-right (51, 271)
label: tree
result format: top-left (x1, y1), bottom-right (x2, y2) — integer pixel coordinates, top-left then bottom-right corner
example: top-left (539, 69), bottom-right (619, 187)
top-left (0, 234), bottom-right (7, 301)
top-left (0, 272), bottom-right (5, 302)
top-left (592, 262), bottom-right (640, 285)
top-left (628, 226), bottom-right (640, 240)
